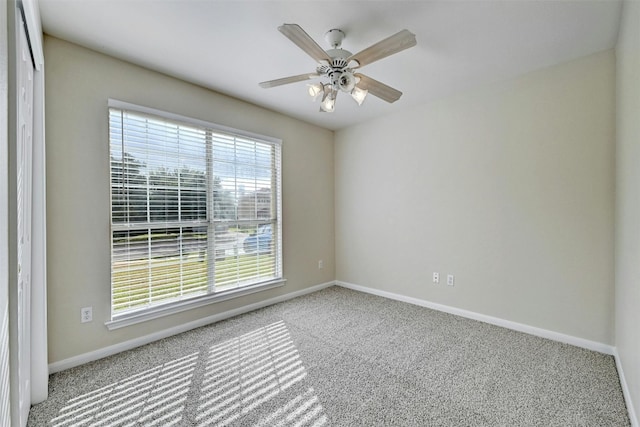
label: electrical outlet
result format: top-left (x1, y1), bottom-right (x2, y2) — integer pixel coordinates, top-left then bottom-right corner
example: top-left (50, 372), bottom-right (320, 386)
top-left (81, 307), bottom-right (93, 323)
top-left (318, 260), bottom-right (324, 269)
top-left (447, 274), bottom-right (455, 286)
top-left (433, 272), bottom-right (439, 284)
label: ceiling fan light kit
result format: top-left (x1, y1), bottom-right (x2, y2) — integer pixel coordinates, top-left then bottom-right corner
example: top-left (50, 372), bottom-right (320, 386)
top-left (259, 24), bottom-right (417, 113)
top-left (351, 86), bottom-right (368, 106)
top-left (320, 87), bottom-right (337, 113)
top-left (307, 82), bottom-right (324, 100)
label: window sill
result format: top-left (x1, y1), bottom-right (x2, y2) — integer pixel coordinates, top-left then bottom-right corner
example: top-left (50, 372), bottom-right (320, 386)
top-left (105, 279), bottom-right (286, 330)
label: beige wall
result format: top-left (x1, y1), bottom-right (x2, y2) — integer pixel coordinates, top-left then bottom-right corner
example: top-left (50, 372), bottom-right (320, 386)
top-left (335, 50), bottom-right (615, 344)
top-left (44, 36), bottom-right (335, 363)
top-left (615, 0), bottom-right (640, 421)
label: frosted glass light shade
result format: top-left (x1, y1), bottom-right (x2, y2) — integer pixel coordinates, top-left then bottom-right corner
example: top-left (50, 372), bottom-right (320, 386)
top-left (307, 83), bottom-right (324, 101)
top-left (320, 95), bottom-right (336, 112)
top-left (351, 87), bottom-right (368, 106)
top-left (320, 86), bottom-right (336, 112)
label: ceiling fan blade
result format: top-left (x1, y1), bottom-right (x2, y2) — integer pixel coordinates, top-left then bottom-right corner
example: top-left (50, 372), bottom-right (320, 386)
top-left (348, 30), bottom-right (416, 68)
top-left (259, 73), bottom-right (320, 88)
top-left (278, 24), bottom-right (333, 64)
top-left (355, 73), bottom-right (403, 103)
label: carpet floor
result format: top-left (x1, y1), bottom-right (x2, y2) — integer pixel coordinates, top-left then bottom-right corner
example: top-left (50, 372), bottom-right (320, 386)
top-left (28, 286), bottom-right (630, 426)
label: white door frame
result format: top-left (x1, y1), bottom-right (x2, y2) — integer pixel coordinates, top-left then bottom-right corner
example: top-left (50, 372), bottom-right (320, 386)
top-left (7, 0), bottom-right (46, 425)
top-left (19, 0), bottom-right (47, 407)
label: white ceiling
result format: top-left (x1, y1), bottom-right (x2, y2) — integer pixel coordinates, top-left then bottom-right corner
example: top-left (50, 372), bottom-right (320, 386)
top-left (38, 0), bottom-right (622, 131)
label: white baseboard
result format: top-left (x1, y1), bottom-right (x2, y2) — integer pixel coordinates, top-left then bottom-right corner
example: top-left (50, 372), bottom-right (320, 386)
top-left (614, 348), bottom-right (639, 427)
top-left (49, 280), bottom-right (336, 374)
top-left (336, 280), bottom-right (615, 355)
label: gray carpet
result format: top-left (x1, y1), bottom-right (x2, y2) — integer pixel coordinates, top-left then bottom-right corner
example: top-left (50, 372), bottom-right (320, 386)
top-left (28, 286), bottom-right (630, 426)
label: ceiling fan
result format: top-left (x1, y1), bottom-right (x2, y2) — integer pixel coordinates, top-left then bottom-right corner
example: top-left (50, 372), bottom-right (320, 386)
top-left (259, 24), bottom-right (417, 112)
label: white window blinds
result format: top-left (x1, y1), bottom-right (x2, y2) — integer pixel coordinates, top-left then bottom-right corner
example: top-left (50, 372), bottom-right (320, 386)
top-left (109, 103), bottom-right (282, 318)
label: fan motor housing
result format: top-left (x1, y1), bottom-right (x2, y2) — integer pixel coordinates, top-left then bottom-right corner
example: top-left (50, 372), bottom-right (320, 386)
top-left (326, 48), bottom-right (351, 60)
top-left (322, 46), bottom-right (355, 90)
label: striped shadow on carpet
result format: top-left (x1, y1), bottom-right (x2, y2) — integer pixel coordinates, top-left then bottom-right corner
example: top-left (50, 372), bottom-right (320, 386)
top-left (28, 286), bottom-right (630, 426)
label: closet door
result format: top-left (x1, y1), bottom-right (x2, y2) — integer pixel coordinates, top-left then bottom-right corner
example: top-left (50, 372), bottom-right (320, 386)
top-left (16, 11), bottom-right (34, 426)
top-left (0, 2), bottom-right (10, 424)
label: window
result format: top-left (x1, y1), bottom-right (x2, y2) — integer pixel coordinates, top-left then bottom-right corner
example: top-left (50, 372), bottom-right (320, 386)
top-left (108, 100), bottom-right (282, 324)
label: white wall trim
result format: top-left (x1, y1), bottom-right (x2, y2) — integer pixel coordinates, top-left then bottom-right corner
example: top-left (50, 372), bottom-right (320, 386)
top-left (48, 281), bottom-right (335, 374)
top-left (105, 279), bottom-right (287, 330)
top-left (336, 281), bottom-right (615, 355)
top-left (614, 348), bottom-right (639, 427)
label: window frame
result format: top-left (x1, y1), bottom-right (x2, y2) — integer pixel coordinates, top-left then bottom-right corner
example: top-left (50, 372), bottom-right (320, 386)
top-left (105, 99), bottom-right (284, 330)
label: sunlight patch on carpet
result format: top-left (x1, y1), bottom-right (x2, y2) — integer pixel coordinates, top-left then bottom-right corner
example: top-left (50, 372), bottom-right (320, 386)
top-left (196, 320), bottom-right (326, 426)
top-left (49, 352), bottom-right (198, 426)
